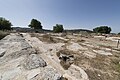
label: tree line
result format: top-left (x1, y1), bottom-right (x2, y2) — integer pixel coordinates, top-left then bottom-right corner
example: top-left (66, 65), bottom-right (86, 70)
top-left (0, 17), bottom-right (113, 34)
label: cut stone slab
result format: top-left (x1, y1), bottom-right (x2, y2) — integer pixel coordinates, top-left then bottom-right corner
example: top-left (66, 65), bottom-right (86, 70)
top-left (81, 43), bottom-right (94, 48)
top-left (37, 66), bottom-right (62, 80)
top-left (27, 68), bottom-right (40, 80)
top-left (65, 64), bottom-right (89, 80)
top-left (84, 51), bottom-right (96, 58)
top-left (93, 50), bottom-right (112, 56)
top-left (28, 66), bottom-right (62, 80)
top-left (24, 54), bottom-right (47, 70)
top-left (67, 42), bottom-right (88, 51)
top-left (1, 67), bottom-right (21, 80)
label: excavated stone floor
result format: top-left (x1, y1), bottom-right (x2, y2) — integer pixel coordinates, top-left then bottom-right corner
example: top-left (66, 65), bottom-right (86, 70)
top-left (0, 33), bottom-right (120, 80)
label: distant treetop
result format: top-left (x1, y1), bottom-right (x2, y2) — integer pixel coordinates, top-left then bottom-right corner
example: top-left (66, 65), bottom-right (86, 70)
top-left (28, 19), bottom-right (42, 29)
top-left (93, 26), bottom-right (111, 34)
top-left (0, 17), bottom-right (12, 30)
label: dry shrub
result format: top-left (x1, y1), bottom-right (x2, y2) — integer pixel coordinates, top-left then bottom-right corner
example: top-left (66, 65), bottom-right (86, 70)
top-left (60, 60), bottom-right (71, 70)
top-left (77, 39), bottom-right (85, 43)
top-left (0, 31), bottom-right (9, 40)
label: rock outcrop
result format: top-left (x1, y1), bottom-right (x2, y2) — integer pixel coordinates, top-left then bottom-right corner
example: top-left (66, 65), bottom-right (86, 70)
top-left (0, 33), bottom-right (89, 80)
top-left (24, 54), bottom-right (47, 70)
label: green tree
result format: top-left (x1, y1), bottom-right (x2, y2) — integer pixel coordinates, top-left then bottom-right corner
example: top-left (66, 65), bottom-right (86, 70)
top-left (93, 26), bottom-right (111, 34)
top-left (0, 17), bottom-right (12, 30)
top-left (118, 32), bottom-right (120, 35)
top-left (53, 24), bottom-right (64, 33)
top-left (28, 19), bottom-right (42, 29)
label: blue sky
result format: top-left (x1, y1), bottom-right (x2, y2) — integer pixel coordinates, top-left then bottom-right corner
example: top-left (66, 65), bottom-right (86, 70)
top-left (0, 0), bottom-right (120, 33)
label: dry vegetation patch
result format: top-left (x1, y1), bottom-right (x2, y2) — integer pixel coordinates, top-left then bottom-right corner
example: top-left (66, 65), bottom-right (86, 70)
top-left (30, 33), bottom-right (68, 43)
top-left (0, 31), bottom-right (9, 40)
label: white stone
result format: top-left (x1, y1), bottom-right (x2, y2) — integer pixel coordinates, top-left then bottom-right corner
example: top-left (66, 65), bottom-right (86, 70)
top-left (2, 67), bottom-right (21, 80)
top-left (98, 74), bottom-right (101, 77)
top-left (93, 50), bottom-right (112, 55)
top-left (27, 68), bottom-right (40, 80)
top-left (65, 64), bottom-right (89, 80)
top-left (67, 42), bottom-right (87, 51)
top-left (84, 51), bottom-right (96, 58)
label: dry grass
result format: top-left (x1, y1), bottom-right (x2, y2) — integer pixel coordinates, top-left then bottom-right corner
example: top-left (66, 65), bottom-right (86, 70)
top-left (30, 33), bottom-right (69, 43)
top-left (30, 33), bottom-right (56, 43)
top-left (0, 31), bottom-right (9, 40)
top-left (57, 49), bottom-right (74, 56)
top-left (60, 60), bottom-right (71, 70)
top-left (30, 33), bottom-right (120, 80)
top-left (85, 69), bottom-right (114, 80)
top-left (77, 39), bottom-right (85, 43)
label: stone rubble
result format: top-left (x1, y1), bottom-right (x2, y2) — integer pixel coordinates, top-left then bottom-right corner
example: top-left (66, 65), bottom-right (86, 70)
top-left (0, 33), bottom-right (89, 80)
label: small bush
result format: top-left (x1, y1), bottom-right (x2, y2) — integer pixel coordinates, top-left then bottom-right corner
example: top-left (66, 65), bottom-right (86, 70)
top-left (118, 33), bottom-right (120, 35)
top-left (53, 24), bottom-right (64, 33)
top-left (28, 19), bottom-right (42, 29)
